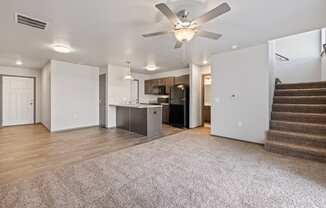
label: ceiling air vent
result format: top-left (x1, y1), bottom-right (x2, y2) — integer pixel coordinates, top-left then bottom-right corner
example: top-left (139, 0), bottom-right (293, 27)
top-left (15, 13), bottom-right (47, 30)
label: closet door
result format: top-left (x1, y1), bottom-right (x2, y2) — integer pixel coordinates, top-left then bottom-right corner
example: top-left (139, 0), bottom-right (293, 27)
top-left (2, 76), bottom-right (34, 126)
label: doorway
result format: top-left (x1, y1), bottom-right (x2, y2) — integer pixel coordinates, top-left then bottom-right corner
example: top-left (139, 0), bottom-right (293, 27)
top-left (1, 76), bottom-right (35, 126)
top-left (202, 74), bottom-right (211, 128)
top-left (99, 74), bottom-right (107, 128)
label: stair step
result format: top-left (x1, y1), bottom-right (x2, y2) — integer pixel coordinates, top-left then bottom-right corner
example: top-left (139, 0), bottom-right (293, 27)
top-left (275, 88), bottom-right (326, 96)
top-left (272, 112), bottom-right (326, 124)
top-left (271, 121), bottom-right (326, 135)
top-left (266, 130), bottom-right (326, 148)
top-left (274, 96), bottom-right (326, 104)
top-left (272, 104), bottom-right (326, 114)
top-left (276, 81), bottom-right (326, 90)
top-left (265, 140), bottom-right (326, 163)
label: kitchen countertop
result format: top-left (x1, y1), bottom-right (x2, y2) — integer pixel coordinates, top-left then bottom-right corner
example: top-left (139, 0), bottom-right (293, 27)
top-left (109, 104), bottom-right (162, 109)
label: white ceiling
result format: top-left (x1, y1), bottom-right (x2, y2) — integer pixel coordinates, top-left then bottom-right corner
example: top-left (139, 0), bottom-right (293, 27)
top-left (0, 0), bottom-right (325, 72)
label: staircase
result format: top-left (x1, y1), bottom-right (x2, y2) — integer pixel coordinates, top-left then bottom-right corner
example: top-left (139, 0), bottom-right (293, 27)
top-left (265, 81), bottom-right (326, 162)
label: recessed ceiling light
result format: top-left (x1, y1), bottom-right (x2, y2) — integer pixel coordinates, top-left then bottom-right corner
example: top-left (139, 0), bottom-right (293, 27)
top-left (51, 43), bottom-right (72, 53)
top-left (232, 45), bottom-right (238, 49)
top-left (146, 65), bottom-right (158, 71)
top-left (16, 60), bottom-right (23, 65)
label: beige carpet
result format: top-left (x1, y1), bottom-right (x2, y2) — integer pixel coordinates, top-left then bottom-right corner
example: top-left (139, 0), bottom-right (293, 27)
top-left (1, 128), bottom-right (326, 208)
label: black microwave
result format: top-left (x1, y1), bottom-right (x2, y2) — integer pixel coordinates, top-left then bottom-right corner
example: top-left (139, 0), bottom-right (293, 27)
top-left (152, 85), bottom-right (166, 95)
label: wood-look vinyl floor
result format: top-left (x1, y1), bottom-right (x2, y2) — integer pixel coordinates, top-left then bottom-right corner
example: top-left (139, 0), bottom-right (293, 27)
top-left (0, 124), bottom-right (183, 185)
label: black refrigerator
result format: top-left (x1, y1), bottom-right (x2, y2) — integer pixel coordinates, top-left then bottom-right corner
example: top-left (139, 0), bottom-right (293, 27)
top-left (169, 84), bottom-right (189, 128)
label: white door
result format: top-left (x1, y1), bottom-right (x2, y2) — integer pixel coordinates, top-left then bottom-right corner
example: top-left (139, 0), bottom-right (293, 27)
top-left (2, 76), bottom-right (34, 126)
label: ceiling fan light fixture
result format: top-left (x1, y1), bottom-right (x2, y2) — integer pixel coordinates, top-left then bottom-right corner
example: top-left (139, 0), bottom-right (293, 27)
top-left (175, 28), bottom-right (196, 42)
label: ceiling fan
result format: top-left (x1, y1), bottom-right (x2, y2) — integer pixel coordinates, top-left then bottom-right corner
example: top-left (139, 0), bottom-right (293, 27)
top-left (142, 2), bottom-right (231, 49)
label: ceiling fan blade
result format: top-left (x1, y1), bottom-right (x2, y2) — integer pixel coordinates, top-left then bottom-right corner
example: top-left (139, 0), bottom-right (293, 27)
top-left (175, 41), bottom-right (183, 49)
top-left (192, 2), bottom-right (231, 26)
top-left (197, 31), bottom-right (222, 40)
top-left (142, 31), bottom-right (170, 37)
top-left (155, 3), bottom-right (181, 25)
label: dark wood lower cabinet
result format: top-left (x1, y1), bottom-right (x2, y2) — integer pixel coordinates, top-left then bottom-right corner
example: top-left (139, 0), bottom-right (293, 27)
top-left (116, 106), bottom-right (162, 137)
top-left (162, 104), bottom-right (170, 124)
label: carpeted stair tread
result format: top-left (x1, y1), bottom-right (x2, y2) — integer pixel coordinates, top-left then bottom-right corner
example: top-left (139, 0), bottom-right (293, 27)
top-left (276, 81), bottom-right (326, 90)
top-left (271, 112), bottom-right (326, 124)
top-left (265, 140), bottom-right (326, 162)
top-left (272, 104), bottom-right (326, 114)
top-left (274, 96), bottom-right (326, 104)
top-left (267, 130), bottom-right (326, 148)
top-left (275, 88), bottom-right (326, 96)
top-left (271, 120), bottom-right (326, 135)
top-left (267, 81), bottom-right (326, 162)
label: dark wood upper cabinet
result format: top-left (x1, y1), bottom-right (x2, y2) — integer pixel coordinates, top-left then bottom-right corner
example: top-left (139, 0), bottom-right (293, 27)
top-left (175, 75), bottom-right (189, 85)
top-left (164, 77), bottom-right (174, 94)
top-left (157, 78), bottom-right (163, 86)
top-left (144, 80), bottom-right (151, 94)
top-left (151, 79), bottom-right (159, 87)
top-left (144, 75), bottom-right (188, 95)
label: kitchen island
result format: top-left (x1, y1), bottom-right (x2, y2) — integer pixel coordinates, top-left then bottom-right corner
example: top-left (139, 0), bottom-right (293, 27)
top-left (110, 104), bottom-right (162, 138)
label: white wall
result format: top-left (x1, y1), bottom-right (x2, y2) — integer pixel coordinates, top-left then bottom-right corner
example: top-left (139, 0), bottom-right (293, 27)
top-left (41, 62), bottom-right (51, 129)
top-left (50, 60), bottom-right (99, 131)
top-left (132, 73), bottom-right (151, 103)
top-left (107, 64), bottom-right (131, 128)
top-left (211, 44), bottom-right (270, 144)
top-left (274, 30), bottom-right (321, 83)
top-left (190, 64), bottom-right (201, 128)
top-left (268, 40), bottom-right (276, 116)
top-left (0, 66), bottom-right (41, 123)
top-left (322, 28), bottom-right (326, 81)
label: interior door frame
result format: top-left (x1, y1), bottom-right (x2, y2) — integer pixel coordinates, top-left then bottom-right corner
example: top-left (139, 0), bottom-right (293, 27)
top-left (201, 73), bottom-right (211, 126)
top-left (0, 75), bottom-right (36, 127)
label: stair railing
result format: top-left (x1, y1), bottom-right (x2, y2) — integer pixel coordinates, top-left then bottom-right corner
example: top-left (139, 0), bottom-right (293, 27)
top-left (275, 78), bottom-right (282, 85)
top-left (275, 53), bottom-right (290, 62)
top-left (321, 44), bottom-right (326, 57)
